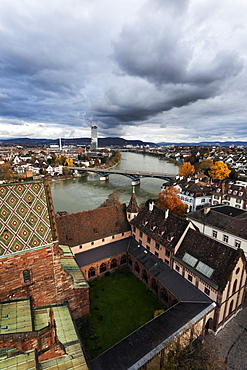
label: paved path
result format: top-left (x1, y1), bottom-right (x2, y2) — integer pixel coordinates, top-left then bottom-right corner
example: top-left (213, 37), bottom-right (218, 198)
top-left (216, 299), bottom-right (247, 369)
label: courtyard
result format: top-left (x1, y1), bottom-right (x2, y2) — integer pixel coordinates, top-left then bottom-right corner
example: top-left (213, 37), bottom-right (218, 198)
top-left (79, 267), bottom-right (165, 359)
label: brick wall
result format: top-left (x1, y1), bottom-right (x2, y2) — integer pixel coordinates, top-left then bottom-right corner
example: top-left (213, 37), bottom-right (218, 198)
top-left (0, 243), bottom-right (89, 319)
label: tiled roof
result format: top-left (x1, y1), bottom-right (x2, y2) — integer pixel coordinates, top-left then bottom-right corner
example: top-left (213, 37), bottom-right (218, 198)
top-left (126, 191), bottom-right (139, 213)
top-left (131, 206), bottom-right (189, 251)
top-left (128, 242), bottom-right (212, 303)
top-left (75, 237), bottom-right (131, 267)
top-left (174, 228), bottom-right (244, 291)
top-left (0, 181), bottom-right (54, 256)
top-left (188, 205), bottom-right (247, 240)
top-left (56, 204), bottom-right (130, 247)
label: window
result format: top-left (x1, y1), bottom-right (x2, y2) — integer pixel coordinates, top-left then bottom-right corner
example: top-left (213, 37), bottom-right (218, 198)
top-left (100, 263), bottom-right (106, 274)
top-left (133, 226), bottom-right (136, 232)
top-left (212, 230), bottom-right (217, 238)
top-left (232, 279), bottom-right (238, 294)
top-left (155, 242), bottom-right (160, 250)
top-left (102, 238), bottom-right (105, 242)
top-left (204, 287), bottom-right (210, 296)
top-left (213, 201), bottom-right (219, 205)
top-left (161, 288), bottom-right (168, 302)
top-left (146, 245), bottom-right (150, 251)
top-left (165, 259), bottom-right (169, 265)
top-left (23, 269), bottom-right (31, 283)
top-left (235, 240), bottom-right (241, 248)
top-left (201, 198), bottom-right (205, 203)
top-left (91, 241), bottom-right (94, 245)
top-left (223, 234), bottom-right (229, 243)
top-left (139, 231), bottom-right (143, 238)
top-left (155, 252), bottom-right (159, 257)
top-left (110, 259), bottom-right (117, 269)
top-left (88, 267), bottom-right (96, 278)
top-left (135, 262), bottom-right (140, 274)
top-left (147, 236), bottom-right (151, 244)
top-left (165, 249), bottom-right (170, 257)
top-left (175, 265), bottom-right (180, 272)
top-left (236, 198), bottom-right (241, 203)
top-left (139, 240), bottom-right (142, 244)
top-left (133, 234), bottom-right (136, 239)
top-left (112, 235), bottom-right (115, 239)
top-left (225, 195), bottom-right (230, 201)
top-left (122, 232), bottom-right (125, 236)
top-left (79, 245), bottom-right (82, 249)
top-left (120, 255), bottom-right (127, 265)
top-left (188, 274), bottom-right (193, 282)
top-left (214, 195), bottom-right (220, 199)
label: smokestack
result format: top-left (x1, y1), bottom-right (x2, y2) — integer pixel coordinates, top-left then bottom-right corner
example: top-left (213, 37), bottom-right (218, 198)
top-left (149, 201), bottom-right (155, 212)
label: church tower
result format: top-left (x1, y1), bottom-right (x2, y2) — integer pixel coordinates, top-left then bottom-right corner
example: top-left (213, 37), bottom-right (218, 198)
top-left (126, 187), bottom-right (140, 221)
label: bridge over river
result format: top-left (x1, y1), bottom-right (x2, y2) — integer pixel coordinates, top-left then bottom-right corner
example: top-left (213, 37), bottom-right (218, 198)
top-left (68, 167), bottom-right (176, 185)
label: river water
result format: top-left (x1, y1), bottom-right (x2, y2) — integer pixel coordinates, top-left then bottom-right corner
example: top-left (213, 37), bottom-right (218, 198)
top-left (50, 152), bottom-right (179, 214)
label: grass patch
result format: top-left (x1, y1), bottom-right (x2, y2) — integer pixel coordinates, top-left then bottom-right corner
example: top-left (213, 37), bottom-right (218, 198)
top-left (78, 267), bottom-right (164, 359)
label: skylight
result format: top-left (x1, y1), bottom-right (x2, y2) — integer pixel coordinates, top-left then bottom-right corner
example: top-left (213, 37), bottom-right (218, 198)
top-left (196, 261), bottom-right (214, 278)
top-left (182, 253), bottom-right (198, 267)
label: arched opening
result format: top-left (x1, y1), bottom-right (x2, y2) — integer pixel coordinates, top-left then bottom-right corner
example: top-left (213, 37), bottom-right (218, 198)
top-left (151, 278), bottom-right (158, 293)
top-left (160, 288), bottom-right (168, 303)
top-left (232, 279), bottom-right (238, 294)
top-left (205, 318), bottom-right (213, 334)
top-left (110, 259), bottom-right (117, 269)
top-left (228, 300), bottom-right (234, 315)
top-left (128, 257), bottom-right (132, 266)
top-left (88, 267), bottom-right (96, 279)
top-left (135, 262), bottom-right (140, 274)
top-left (100, 263), bottom-right (107, 274)
top-left (142, 269), bottom-right (148, 284)
top-left (120, 254), bottom-right (127, 265)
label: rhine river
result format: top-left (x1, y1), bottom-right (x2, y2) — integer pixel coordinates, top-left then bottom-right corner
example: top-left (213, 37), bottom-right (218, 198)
top-left (50, 152), bottom-right (179, 214)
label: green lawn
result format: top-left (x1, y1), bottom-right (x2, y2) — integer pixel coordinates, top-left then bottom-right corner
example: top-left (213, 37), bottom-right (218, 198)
top-left (79, 267), bottom-right (164, 360)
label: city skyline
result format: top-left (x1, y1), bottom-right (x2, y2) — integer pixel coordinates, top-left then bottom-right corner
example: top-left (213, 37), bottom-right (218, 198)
top-left (0, 0), bottom-right (246, 143)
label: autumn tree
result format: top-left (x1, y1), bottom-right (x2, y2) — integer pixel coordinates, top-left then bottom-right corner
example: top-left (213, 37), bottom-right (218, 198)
top-left (179, 162), bottom-right (195, 178)
top-left (99, 191), bottom-right (121, 208)
top-left (0, 163), bottom-right (13, 181)
top-left (208, 161), bottom-right (231, 180)
top-left (157, 186), bottom-right (187, 216)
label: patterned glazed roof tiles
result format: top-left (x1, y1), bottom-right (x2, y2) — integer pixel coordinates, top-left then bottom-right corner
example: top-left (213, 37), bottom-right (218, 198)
top-left (0, 181), bottom-right (53, 256)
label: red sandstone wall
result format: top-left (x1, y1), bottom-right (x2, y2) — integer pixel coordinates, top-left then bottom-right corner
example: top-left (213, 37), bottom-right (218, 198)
top-left (0, 244), bottom-right (89, 319)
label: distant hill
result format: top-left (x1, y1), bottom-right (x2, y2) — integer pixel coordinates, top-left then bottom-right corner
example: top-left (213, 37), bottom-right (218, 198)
top-left (1, 137), bottom-right (246, 147)
top-left (0, 137), bottom-right (157, 147)
top-left (157, 141), bottom-right (247, 147)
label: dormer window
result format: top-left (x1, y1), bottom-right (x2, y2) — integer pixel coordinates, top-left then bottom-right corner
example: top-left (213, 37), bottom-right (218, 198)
top-left (216, 188), bottom-right (220, 193)
top-left (228, 190), bottom-right (232, 194)
top-left (233, 190), bottom-right (237, 195)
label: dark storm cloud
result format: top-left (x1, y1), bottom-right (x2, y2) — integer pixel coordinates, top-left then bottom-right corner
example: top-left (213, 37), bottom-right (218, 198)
top-left (0, 0), bottom-right (246, 142)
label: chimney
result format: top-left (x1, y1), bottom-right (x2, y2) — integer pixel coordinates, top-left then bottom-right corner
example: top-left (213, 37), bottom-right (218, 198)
top-left (149, 201), bottom-right (155, 212)
top-left (204, 207), bottom-right (210, 214)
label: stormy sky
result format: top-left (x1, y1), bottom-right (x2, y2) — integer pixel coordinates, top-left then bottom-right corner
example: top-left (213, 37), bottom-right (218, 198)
top-left (0, 0), bottom-right (246, 143)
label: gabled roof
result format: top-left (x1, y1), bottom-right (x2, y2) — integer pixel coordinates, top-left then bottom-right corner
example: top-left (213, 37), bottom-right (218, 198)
top-left (174, 228), bottom-right (244, 291)
top-left (131, 206), bottom-right (189, 251)
top-left (56, 204), bottom-right (131, 247)
top-left (187, 205), bottom-right (247, 240)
